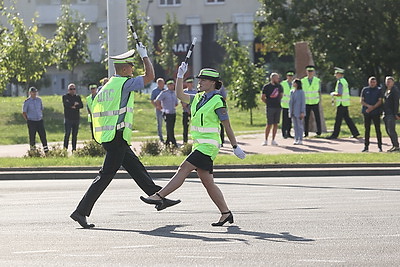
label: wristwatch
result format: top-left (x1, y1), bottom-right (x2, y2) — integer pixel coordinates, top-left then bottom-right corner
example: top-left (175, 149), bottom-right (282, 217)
top-left (232, 145), bottom-right (237, 149)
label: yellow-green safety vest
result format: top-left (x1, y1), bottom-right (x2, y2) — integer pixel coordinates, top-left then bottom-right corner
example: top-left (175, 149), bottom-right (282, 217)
top-left (280, 80), bottom-right (292, 109)
top-left (91, 76), bottom-right (135, 144)
top-left (86, 95), bottom-right (94, 122)
top-left (190, 92), bottom-right (225, 160)
top-left (334, 77), bottom-right (350, 107)
top-left (301, 76), bottom-right (321, 105)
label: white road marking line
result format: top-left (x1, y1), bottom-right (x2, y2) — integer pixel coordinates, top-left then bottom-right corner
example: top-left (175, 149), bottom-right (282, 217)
top-left (62, 254), bottom-right (104, 257)
top-left (112, 245), bottom-right (155, 249)
top-left (176, 256), bottom-right (224, 259)
top-left (299, 259), bottom-right (346, 263)
top-left (13, 250), bottom-right (58, 254)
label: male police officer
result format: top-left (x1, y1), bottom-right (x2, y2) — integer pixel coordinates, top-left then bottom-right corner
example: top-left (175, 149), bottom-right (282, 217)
top-left (301, 65), bottom-right (322, 137)
top-left (70, 43), bottom-right (180, 229)
top-left (182, 77), bottom-right (197, 143)
top-left (328, 67), bottom-right (360, 139)
top-left (281, 71), bottom-right (294, 138)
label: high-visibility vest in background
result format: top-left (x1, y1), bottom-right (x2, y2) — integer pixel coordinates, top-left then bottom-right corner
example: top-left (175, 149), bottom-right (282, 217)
top-left (91, 76), bottom-right (135, 144)
top-left (301, 76), bottom-right (321, 105)
top-left (280, 80), bottom-right (292, 109)
top-left (190, 92), bottom-right (225, 160)
top-left (334, 77), bottom-right (350, 107)
top-left (86, 95), bottom-right (94, 122)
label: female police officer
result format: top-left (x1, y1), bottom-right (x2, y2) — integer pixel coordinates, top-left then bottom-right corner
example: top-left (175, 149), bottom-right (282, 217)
top-left (141, 62), bottom-right (245, 226)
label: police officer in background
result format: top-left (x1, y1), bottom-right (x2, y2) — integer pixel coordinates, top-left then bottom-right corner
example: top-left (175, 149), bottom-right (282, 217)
top-left (22, 87), bottom-right (49, 153)
top-left (70, 42), bottom-right (180, 229)
top-left (150, 78), bottom-right (165, 142)
top-left (62, 83), bottom-right (83, 152)
top-left (182, 76), bottom-right (197, 143)
top-left (86, 83), bottom-right (98, 140)
top-left (328, 67), bottom-right (360, 139)
top-left (281, 71), bottom-right (294, 138)
top-left (301, 65), bottom-right (322, 137)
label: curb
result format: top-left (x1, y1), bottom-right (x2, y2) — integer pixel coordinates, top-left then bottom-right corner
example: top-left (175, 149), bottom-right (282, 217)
top-left (0, 164), bottom-right (398, 180)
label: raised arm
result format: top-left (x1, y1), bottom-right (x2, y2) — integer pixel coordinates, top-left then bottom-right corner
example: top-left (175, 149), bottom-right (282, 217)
top-left (176, 62), bottom-right (190, 104)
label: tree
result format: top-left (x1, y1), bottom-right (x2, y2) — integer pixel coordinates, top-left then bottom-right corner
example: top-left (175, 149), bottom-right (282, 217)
top-left (0, 7), bottom-right (53, 93)
top-left (256, 0), bottom-right (400, 86)
top-left (155, 13), bottom-right (178, 78)
top-left (127, 0), bottom-right (154, 77)
top-left (53, 0), bottom-right (89, 81)
top-left (217, 27), bottom-right (265, 125)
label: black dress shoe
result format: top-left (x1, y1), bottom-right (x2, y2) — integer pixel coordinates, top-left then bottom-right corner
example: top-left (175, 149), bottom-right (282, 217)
top-left (155, 198), bottom-right (181, 211)
top-left (211, 211), bottom-right (234, 227)
top-left (326, 135), bottom-right (337, 140)
top-left (350, 134), bottom-right (360, 138)
top-left (140, 196), bottom-right (162, 206)
top-left (70, 210), bottom-right (95, 229)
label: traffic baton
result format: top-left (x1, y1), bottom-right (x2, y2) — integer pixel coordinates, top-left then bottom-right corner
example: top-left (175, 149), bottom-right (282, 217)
top-left (184, 37), bottom-right (197, 63)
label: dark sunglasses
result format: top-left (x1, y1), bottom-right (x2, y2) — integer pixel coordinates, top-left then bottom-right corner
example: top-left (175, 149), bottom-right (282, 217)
top-left (69, 88), bottom-right (76, 90)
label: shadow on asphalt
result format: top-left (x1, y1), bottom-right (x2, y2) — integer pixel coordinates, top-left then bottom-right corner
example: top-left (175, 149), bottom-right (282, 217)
top-left (90, 224), bottom-right (314, 243)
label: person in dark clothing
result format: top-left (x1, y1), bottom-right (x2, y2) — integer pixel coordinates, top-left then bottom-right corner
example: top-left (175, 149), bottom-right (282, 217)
top-left (382, 76), bottom-right (399, 152)
top-left (261, 73), bottom-right (283, 146)
top-left (360, 77), bottom-right (383, 152)
top-left (62, 83), bottom-right (83, 151)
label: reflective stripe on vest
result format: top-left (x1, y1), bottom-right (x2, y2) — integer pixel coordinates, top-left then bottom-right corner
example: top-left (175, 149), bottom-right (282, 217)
top-left (92, 107), bottom-right (134, 118)
top-left (280, 80), bottom-right (292, 109)
top-left (334, 78), bottom-right (350, 107)
top-left (95, 122), bottom-right (133, 132)
top-left (301, 76), bottom-right (320, 105)
top-left (193, 138), bottom-right (220, 148)
top-left (191, 125), bottom-right (219, 133)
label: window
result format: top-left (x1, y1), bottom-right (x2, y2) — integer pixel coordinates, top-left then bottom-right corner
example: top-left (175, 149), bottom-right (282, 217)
top-left (159, 0), bottom-right (181, 6)
top-left (206, 0), bottom-right (225, 4)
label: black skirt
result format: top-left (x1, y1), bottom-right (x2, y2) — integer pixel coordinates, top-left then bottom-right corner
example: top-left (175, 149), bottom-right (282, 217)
top-left (185, 150), bottom-right (214, 174)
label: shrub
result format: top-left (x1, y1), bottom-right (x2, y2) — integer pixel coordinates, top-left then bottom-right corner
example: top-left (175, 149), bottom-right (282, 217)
top-left (180, 143), bottom-right (192, 156)
top-left (24, 146), bottom-right (44, 158)
top-left (46, 144), bottom-right (68, 157)
top-left (74, 140), bottom-right (105, 157)
top-left (139, 140), bottom-right (162, 156)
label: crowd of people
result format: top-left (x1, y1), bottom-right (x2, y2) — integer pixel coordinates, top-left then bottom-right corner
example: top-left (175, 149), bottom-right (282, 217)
top-left (260, 66), bottom-right (400, 152)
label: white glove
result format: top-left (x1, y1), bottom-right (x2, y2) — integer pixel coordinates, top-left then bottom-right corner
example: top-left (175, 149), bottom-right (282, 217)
top-left (233, 145), bottom-right (246, 159)
top-left (136, 42), bottom-right (148, 58)
top-left (330, 92), bottom-right (335, 96)
top-left (177, 62), bottom-right (188, 78)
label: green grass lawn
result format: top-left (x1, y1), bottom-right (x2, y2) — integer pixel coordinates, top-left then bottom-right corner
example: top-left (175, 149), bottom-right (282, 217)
top-left (0, 93), bottom-right (396, 145)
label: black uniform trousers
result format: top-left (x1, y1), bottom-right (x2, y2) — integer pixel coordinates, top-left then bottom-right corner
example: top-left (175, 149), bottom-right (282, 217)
top-left (331, 105), bottom-right (359, 138)
top-left (165, 113), bottom-right (177, 146)
top-left (281, 108), bottom-right (292, 138)
top-left (384, 115), bottom-right (399, 148)
top-left (182, 112), bottom-right (190, 143)
top-left (76, 131), bottom-right (162, 216)
top-left (27, 120), bottom-right (48, 149)
top-left (304, 104), bottom-right (322, 136)
top-left (363, 113), bottom-right (382, 148)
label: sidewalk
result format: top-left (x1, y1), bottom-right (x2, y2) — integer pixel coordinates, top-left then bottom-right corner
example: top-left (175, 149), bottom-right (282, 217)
top-left (0, 133), bottom-right (393, 158)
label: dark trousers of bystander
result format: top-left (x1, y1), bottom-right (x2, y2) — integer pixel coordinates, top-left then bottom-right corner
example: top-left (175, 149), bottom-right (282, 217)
top-left (27, 120), bottom-right (48, 151)
top-left (64, 119), bottom-right (79, 151)
top-left (363, 113), bottom-right (382, 148)
top-left (331, 105), bottom-right (359, 138)
top-left (165, 113), bottom-right (177, 146)
top-left (304, 104), bottom-right (321, 136)
top-left (384, 115), bottom-right (399, 148)
top-left (281, 108), bottom-right (292, 138)
top-left (75, 131), bottom-right (162, 216)
top-left (182, 112), bottom-right (190, 143)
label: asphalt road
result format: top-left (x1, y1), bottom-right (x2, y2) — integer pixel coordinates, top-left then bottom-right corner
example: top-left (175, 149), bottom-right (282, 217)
top-left (1, 176), bottom-right (399, 266)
